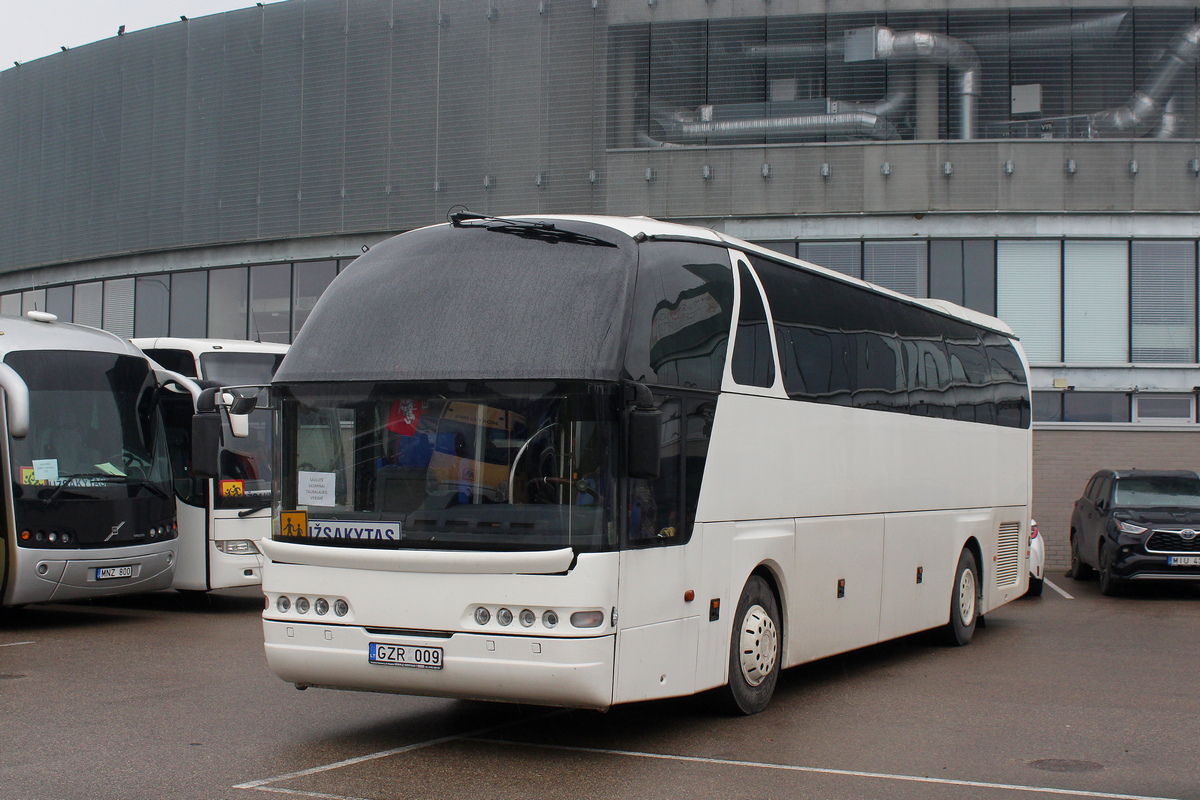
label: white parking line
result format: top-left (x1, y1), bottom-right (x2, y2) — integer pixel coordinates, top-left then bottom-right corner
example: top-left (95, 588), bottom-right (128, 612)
top-left (468, 739), bottom-right (1182, 800)
top-left (1045, 578), bottom-right (1074, 599)
top-left (233, 711), bottom-right (565, 795)
top-left (0, 641), bottom-right (34, 647)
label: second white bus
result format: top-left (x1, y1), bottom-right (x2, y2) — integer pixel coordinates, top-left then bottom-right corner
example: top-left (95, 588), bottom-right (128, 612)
top-left (134, 338), bottom-right (287, 592)
top-left (259, 215), bottom-right (1031, 713)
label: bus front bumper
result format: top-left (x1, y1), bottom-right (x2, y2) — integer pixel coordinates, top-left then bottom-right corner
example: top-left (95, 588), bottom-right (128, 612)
top-left (6, 541), bottom-right (177, 605)
top-left (263, 619), bottom-right (615, 709)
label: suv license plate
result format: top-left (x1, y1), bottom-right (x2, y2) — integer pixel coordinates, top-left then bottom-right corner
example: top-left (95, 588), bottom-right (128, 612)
top-left (1168, 555), bottom-right (1200, 566)
top-left (97, 566), bottom-right (133, 580)
top-left (369, 643), bottom-right (443, 670)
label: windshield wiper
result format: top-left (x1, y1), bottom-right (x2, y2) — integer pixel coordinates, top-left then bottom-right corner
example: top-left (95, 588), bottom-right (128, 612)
top-left (238, 501), bottom-right (272, 518)
top-left (40, 473), bottom-right (168, 506)
top-left (40, 473), bottom-right (112, 507)
top-left (449, 211), bottom-right (617, 248)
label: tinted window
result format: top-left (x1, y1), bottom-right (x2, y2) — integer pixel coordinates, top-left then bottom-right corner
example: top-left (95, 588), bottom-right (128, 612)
top-left (731, 264), bottom-right (776, 388)
top-left (624, 242), bottom-right (734, 391)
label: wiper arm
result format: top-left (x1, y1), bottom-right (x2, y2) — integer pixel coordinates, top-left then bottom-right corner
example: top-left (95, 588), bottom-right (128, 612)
top-left (40, 473), bottom-right (111, 507)
top-left (449, 211), bottom-right (617, 248)
top-left (127, 478), bottom-right (170, 500)
top-left (238, 501), bottom-right (272, 518)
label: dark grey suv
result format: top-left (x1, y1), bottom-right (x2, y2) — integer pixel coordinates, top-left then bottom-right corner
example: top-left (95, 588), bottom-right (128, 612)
top-left (1067, 469), bottom-right (1200, 595)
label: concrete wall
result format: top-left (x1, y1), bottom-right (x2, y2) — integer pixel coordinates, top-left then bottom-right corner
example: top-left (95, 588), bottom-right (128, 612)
top-left (1032, 426), bottom-right (1200, 574)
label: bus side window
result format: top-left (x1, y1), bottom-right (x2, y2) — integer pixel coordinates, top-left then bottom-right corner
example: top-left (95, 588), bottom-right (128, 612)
top-left (731, 264), bottom-right (775, 388)
top-left (628, 397), bottom-right (684, 545)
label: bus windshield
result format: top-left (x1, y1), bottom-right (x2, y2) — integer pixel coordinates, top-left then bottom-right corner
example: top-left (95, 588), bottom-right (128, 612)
top-left (201, 351), bottom-right (281, 510)
top-left (6, 350), bottom-right (174, 546)
top-left (278, 381), bottom-right (619, 552)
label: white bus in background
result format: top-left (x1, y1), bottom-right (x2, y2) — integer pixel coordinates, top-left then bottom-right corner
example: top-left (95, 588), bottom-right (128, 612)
top-left (258, 214), bottom-right (1032, 714)
top-left (133, 338), bottom-right (287, 592)
top-left (1, 312), bottom-right (198, 607)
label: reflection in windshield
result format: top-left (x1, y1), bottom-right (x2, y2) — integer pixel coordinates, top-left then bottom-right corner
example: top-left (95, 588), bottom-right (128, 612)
top-left (280, 382), bottom-right (618, 551)
top-left (7, 351), bottom-right (171, 495)
top-left (1114, 477), bottom-right (1200, 508)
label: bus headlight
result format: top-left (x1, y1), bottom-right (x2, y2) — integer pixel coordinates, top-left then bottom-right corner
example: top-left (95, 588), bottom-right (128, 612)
top-left (215, 540), bottom-right (260, 555)
top-left (276, 596), bottom-right (291, 613)
top-left (315, 598), bottom-right (329, 616)
top-left (296, 597), bottom-right (310, 614)
top-left (519, 609), bottom-right (535, 627)
top-left (334, 599), bottom-right (349, 617)
top-left (542, 610), bottom-right (558, 628)
top-left (474, 607), bottom-right (491, 625)
top-left (497, 608), bottom-right (513, 626)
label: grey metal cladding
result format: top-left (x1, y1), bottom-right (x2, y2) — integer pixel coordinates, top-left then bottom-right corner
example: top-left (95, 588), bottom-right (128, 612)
top-left (275, 220), bottom-right (638, 384)
top-left (342, 0), bottom-right (391, 233)
top-left (150, 24), bottom-right (189, 251)
top-left (184, 14), bottom-right (224, 247)
top-left (258, 1), bottom-right (305, 240)
top-left (219, 7), bottom-right (266, 244)
top-left (299, 0), bottom-right (347, 236)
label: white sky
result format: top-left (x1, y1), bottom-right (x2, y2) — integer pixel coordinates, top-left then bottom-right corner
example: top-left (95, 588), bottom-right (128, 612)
top-left (0, 1), bottom-right (278, 69)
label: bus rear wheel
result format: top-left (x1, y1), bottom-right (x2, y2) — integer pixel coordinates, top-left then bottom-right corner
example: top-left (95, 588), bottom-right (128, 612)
top-left (943, 548), bottom-right (980, 647)
top-left (718, 575), bottom-right (781, 715)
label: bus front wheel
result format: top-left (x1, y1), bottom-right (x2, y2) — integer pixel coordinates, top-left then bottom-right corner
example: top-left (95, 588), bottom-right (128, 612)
top-left (943, 548), bottom-right (980, 647)
top-left (719, 575), bottom-right (781, 715)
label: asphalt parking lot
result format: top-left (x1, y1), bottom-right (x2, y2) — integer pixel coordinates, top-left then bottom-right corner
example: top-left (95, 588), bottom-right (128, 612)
top-left (2, 576), bottom-right (1198, 800)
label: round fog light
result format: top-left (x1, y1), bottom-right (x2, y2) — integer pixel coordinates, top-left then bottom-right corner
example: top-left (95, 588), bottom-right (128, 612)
top-left (519, 609), bottom-right (535, 627)
top-left (48, 532), bottom-right (59, 543)
top-left (315, 598), bottom-right (329, 615)
top-left (497, 607), bottom-right (513, 626)
top-left (542, 610), bottom-right (558, 628)
top-left (334, 599), bottom-right (349, 617)
top-left (277, 596), bottom-right (291, 613)
top-left (474, 607), bottom-right (491, 625)
top-left (296, 597), bottom-right (310, 614)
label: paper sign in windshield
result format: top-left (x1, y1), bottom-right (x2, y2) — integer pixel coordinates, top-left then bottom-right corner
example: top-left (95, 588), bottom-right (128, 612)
top-left (32, 459), bottom-right (58, 483)
top-left (298, 471), bottom-right (336, 507)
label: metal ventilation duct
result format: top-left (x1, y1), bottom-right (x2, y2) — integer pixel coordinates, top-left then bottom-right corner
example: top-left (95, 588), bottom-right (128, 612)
top-left (1091, 23), bottom-right (1200, 137)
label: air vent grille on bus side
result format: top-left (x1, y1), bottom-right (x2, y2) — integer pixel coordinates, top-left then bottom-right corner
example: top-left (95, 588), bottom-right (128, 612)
top-left (995, 522), bottom-right (1022, 587)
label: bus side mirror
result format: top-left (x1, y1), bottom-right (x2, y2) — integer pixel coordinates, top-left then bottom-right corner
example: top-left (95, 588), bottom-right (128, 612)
top-left (626, 384), bottom-right (662, 480)
top-left (0, 362), bottom-right (30, 439)
top-left (191, 413), bottom-right (222, 479)
top-left (228, 393), bottom-right (258, 416)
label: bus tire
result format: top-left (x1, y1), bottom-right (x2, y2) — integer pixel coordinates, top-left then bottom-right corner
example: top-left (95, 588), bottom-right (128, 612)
top-left (718, 575), bottom-right (781, 716)
top-left (943, 548), bottom-right (979, 647)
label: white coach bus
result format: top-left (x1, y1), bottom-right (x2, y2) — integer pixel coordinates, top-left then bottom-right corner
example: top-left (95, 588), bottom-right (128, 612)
top-left (1, 312), bottom-right (196, 607)
top-left (259, 215), bottom-right (1032, 714)
top-left (133, 338), bottom-right (286, 592)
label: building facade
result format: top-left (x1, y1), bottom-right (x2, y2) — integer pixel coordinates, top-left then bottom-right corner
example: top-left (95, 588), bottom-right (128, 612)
top-left (4, 0), bottom-right (1200, 572)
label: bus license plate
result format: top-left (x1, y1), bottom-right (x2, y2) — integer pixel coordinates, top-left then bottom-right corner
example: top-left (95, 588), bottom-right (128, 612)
top-left (369, 643), bottom-right (443, 670)
top-left (1168, 555), bottom-right (1200, 566)
top-left (96, 566), bottom-right (133, 580)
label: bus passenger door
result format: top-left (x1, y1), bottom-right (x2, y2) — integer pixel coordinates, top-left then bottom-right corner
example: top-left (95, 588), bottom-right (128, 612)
top-left (614, 396), bottom-right (703, 704)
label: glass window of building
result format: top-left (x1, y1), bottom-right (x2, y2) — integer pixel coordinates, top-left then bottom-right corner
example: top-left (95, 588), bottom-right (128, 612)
top-left (292, 261), bottom-right (337, 338)
top-left (0, 294), bottom-right (18, 317)
top-left (209, 267), bottom-right (248, 340)
top-left (1131, 241), bottom-right (1195, 364)
top-left (932, 240), bottom-right (996, 316)
top-left (997, 241), bottom-right (1061, 363)
top-left (170, 271), bottom-right (208, 338)
top-left (135, 275), bottom-right (170, 338)
top-left (864, 241), bottom-right (927, 298)
top-left (102, 278), bottom-right (134, 337)
top-left (73, 282), bottom-right (103, 327)
top-left (21, 289), bottom-right (46, 315)
top-left (1064, 241), bottom-right (1128, 364)
top-left (46, 286), bottom-right (73, 321)
top-left (796, 242), bottom-right (861, 279)
top-left (250, 263), bottom-right (292, 344)
top-left (1062, 392), bottom-right (1130, 423)
top-left (1134, 394), bottom-right (1195, 424)
top-left (1032, 392), bottom-right (1063, 423)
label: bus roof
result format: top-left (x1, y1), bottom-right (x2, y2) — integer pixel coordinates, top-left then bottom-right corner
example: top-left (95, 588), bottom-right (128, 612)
top-left (0, 313), bottom-right (145, 361)
top-left (275, 215), bottom-right (1016, 385)
top-left (132, 337), bottom-right (290, 357)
